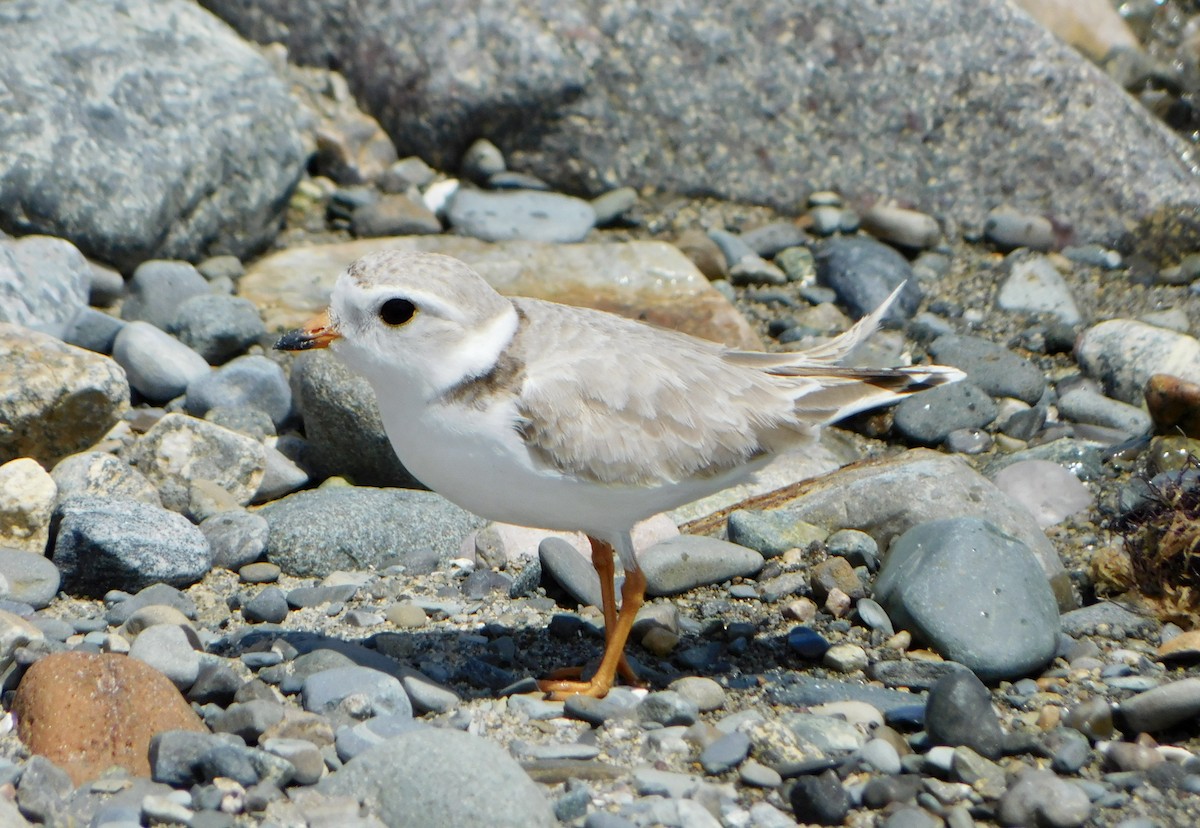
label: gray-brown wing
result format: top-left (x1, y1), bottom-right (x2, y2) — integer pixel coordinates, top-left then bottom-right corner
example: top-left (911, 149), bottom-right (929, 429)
top-left (510, 298), bottom-right (813, 487)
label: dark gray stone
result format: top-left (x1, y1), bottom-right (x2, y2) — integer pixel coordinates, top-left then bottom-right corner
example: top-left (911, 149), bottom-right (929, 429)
top-left (242, 586), bottom-right (289, 624)
top-left (892, 381), bottom-right (998, 445)
top-left (168, 294), bottom-right (266, 364)
top-left (538, 537), bottom-right (602, 608)
top-left (766, 675), bottom-right (921, 716)
top-left (637, 691), bottom-right (699, 727)
top-left (0, 547), bottom-right (60, 608)
top-left (1057, 387), bottom-right (1152, 439)
top-left (873, 518), bottom-right (1060, 681)
top-left (185, 355), bottom-right (291, 428)
top-left (122, 261), bottom-right (210, 329)
top-left (815, 237), bottom-right (919, 323)
top-left (261, 486), bottom-right (483, 578)
top-left (52, 496), bottom-right (213, 597)
top-left (62, 308), bottom-right (126, 355)
top-left (0, 0), bottom-right (305, 271)
top-left (0, 236), bottom-right (92, 337)
top-left (318, 727), bottom-right (556, 828)
top-left (111, 322), bottom-right (211, 404)
top-left (200, 510), bottom-right (269, 570)
top-left (199, 0), bottom-right (1200, 258)
top-left (699, 731), bottom-right (751, 775)
top-left (105, 583), bottom-right (197, 626)
top-left (928, 334), bottom-right (1046, 404)
top-left (925, 671), bottom-right (1005, 759)
top-left (445, 188), bottom-right (595, 243)
top-left (150, 730), bottom-right (226, 787)
top-left (1118, 678), bottom-right (1200, 734)
top-left (790, 770), bottom-right (851, 826)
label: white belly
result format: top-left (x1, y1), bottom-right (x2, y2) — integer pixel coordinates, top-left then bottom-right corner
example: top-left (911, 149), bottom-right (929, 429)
top-left (371, 383), bottom-right (754, 538)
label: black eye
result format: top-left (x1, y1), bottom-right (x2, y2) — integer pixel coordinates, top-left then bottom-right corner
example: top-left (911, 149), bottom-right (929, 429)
top-left (379, 298), bottom-right (417, 326)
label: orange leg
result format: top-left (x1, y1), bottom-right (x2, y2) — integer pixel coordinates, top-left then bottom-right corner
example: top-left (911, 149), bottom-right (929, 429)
top-left (538, 538), bottom-right (647, 699)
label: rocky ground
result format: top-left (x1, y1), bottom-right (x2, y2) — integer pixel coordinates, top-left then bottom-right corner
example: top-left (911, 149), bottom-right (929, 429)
top-left (3, 2), bottom-right (1200, 828)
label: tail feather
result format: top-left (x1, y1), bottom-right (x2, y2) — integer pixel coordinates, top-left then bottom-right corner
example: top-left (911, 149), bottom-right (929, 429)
top-left (791, 364), bottom-right (965, 423)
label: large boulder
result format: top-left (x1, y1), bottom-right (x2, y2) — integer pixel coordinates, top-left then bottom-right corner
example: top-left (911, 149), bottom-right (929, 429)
top-left (203, 0), bottom-right (1200, 258)
top-left (0, 0), bottom-right (307, 271)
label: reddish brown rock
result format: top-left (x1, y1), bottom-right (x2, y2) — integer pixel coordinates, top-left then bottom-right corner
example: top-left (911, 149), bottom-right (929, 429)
top-left (1145, 373), bottom-right (1200, 439)
top-left (12, 651), bottom-right (207, 785)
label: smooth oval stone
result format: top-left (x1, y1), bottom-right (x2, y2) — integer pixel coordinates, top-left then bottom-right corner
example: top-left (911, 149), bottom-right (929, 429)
top-left (640, 536), bottom-right (764, 596)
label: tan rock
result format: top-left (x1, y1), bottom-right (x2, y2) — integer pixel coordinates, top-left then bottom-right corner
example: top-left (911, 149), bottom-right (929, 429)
top-left (0, 324), bottom-right (129, 467)
top-left (239, 237), bottom-right (760, 349)
top-left (0, 458), bottom-right (56, 553)
top-left (12, 651), bottom-right (207, 785)
top-left (1012, 0), bottom-right (1140, 63)
top-left (1145, 373), bottom-right (1200, 439)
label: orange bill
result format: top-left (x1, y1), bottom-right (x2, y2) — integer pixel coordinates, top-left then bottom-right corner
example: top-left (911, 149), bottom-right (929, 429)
top-left (274, 309), bottom-right (341, 351)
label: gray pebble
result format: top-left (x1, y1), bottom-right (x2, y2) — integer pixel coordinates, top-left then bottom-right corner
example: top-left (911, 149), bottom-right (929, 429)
top-left (168, 294), bottom-right (266, 364)
top-left (1118, 677), bottom-right (1200, 734)
top-left (925, 670), bottom-right (1005, 759)
top-left (728, 509), bottom-right (824, 557)
top-left (707, 229), bottom-right (757, 268)
top-left (401, 673), bottom-right (461, 714)
top-left (984, 207), bottom-right (1055, 252)
top-left (869, 660), bottom-right (964, 692)
top-left (200, 510), bottom-right (269, 570)
top-left (814, 236), bottom-right (920, 323)
top-left (302, 666), bottom-right (412, 719)
top-left (0, 548), bottom-right (60, 608)
top-left (856, 598), bottom-right (894, 636)
top-left (997, 251), bottom-right (1082, 324)
top-left (641, 536), bottom-right (763, 596)
top-left (446, 188), bottom-right (594, 244)
top-left (242, 586), bottom-right (289, 624)
top-left (590, 187), bottom-right (638, 226)
top-left (699, 731), bottom-right (751, 774)
top-left (860, 205), bottom-right (940, 250)
top-left (739, 760), bottom-right (782, 788)
top-left (638, 690), bottom-right (699, 726)
top-left (351, 194), bottom-right (442, 237)
top-left (197, 255), bottom-right (244, 282)
top-left (211, 699), bottom-right (286, 743)
top-left (825, 528), bottom-right (879, 570)
top-left (1057, 387), bottom-right (1151, 439)
top-left (106, 583), bottom-right (196, 626)
top-left (63, 307), bottom-right (125, 354)
top-left (0, 236), bottom-right (92, 336)
top-left (112, 321), bottom-right (210, 404)
top-left (859, 737), bottom-right (903, 775)
top-left (997, 769), bottom-right (1092, 828)
top-left (53, 496), bottom-right (212, 597)
top-left (252, 444), bottom-right (309, 502)
top-left (121, 260), bottom-right (210, 329)
top-left (260, 737), bottom-right (324, 786)
top-left (185, 354), bottom-right (291, 428)
top-left (461, 138), bottom-right (506, 182)
top-left (129, 623), bottom-right (199, 690)
top-left (667, 676), bottom-right (726, 711)
top-left (741, 221), bottom-right (809, 257)
top-left (892, 381), bottom-right (998, 445)
top-left (563, 687), bottom-right (641, 726)
top-left (929, 333), bottom-right (1046, 404)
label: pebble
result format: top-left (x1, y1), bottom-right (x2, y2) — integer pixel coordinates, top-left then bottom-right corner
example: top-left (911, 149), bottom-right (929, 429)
top-left (121, 261), bottom-right (211, 329)
top-left (301, 666), bottom-right (412, 719)
top-left (667, 676), bottom-right (726, 712)
top-left (925, 670), bottom-right (1006, 759)
top-left (590, 187), bottom-right (638, 226)
top-left (445, 188), bottom-right (595, 243)
top-left (167, 294), bottom-right (266, 364)
top-left (928, 333), bottom-right (1046, 404)
top-left (242, 587), bottom-right (289, 624)
top-left (638, 691), bottom-right (699, 727)
top-left (0, 236), bottom-right (92, 336)
top-left (997, 769), bottom-right (1092, 827)
top-left (0, 458), bottom-right (56, 554)
top-left (1075, 319), bottom-right (1200, 405)
top-left (640, 536), bottom-right (763, 596)
top-left (874, 517), bottom-right (1060, 680)
top-left (185, 354), bottom-right (292, 428)
top-left (997, 251), bottom-right (1082, 324)
top-left (892, 381), bottom-right (998, 445)
top-left (51, 451), bottom-right (161, 507)
top-left (860, 737), bottom-right (903, 775)
top-left (63, 307), bottom-right (126, 354)
top-left (786, 627), bottom-right (830, 659)
top-left (1144, 373), bottom-right (1200, 438)
top-left (129, 623), bottom-right (200, 691)
top-left (727, 510), bottom-right (824, 557)
top-left (822, 642), bottom-right (868, 673)
top-left (860, 204), bottom-right (940, 249)
top-left (112, 321), bottom-right (211, 404)
top-left (319, 727), bottom-right (555, 827)
top-left (351, 194), bottom-right (442, 237)
top-left (825, 529), bottom-right (879, 570)
top-left (201, 511), bottom-right (270, 570)
top-left (126, 413), bottom-right (266, 513)
top-left (789, 770), bottom-right (851, 826)
top-left (741, 221), bottom-right (809, 257)
top-left (855, 598), bottom-right (894, 636)
top-left (983, 207), bottom-right (1055, 252)
top-left (1118, 677), bottom-right (1200, 734)
top-left (1058, 386), bottom-right (1152, 439)
top-left (52, 496), bottom-right (213, 598)
top-left (261, 486), bottom-right (480, 578)
top-left (739, 760), bottom-right (782, 788)
top-left (814, 236), bottom-right (920, 323)
top-left (461, 138), bottom-right (506, 182)
top-left (699, 731), bottom-right (751, 774)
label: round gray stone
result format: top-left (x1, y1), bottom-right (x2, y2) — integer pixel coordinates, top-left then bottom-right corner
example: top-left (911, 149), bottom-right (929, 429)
top-left (640, 536), bottom-right (764, 596)
top-left (997, 769), bottom-right (1091, 828)
top-left (0, 547), bottom-right (60, 608)
top-left (52, 496), bottom-right (212, 597)
top-left (112, 321), bottom-right (210, 404)
top-left (445, 188), bottom-right (595, 244)
top-left (168, 294), bottom-right (266, 364)
top-left (185, 354), bottom-right (291, 428)
top-left (261, 486), bottom-right (483, 578)
top-left (242, 586), bottom-right (289, 624)
top-left (874, 517), bottom-right (1060, 681)
top-left (928, 333), bottom-right (1046, 404)
top-left (301, 666), bottom-right (412, 718)
top-left (814, 236), bottom-right (920, 323)
top-left (128, 623), bottom-right (200, 690)
top-left (319, 727), bottom-right (555, 828)
top-left (122, 261), bottom-right (210, 329)
top-left (892, 381), bottom-right (998, 445)
top-left (62, 307), bottom-right (126, 355)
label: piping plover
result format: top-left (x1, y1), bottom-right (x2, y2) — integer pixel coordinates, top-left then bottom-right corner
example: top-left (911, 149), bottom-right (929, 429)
top-left (276, 250), bottom-right (963, 698)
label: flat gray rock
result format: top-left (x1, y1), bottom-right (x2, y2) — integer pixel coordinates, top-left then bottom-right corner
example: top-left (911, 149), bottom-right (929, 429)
top-left (168, 294), bottom-right (267, 364)
top-left (445, 188), bottom-right (595, 243)
top-left (112, 322), bottom-right (211, 404)
top-left (319, 727), bottom-right (555, 828)
top-left (205, 0), bottom-right (1200, 258)
top-left (640, 536), bottom-right (764, 597)
top-left (0, 548), bottom-right (60, 609)
top-left (0, 236), bottom-right (91, 337)
top-left (928, 334), bottom-right (1046, 404)
top-left (0, 0), bottom-right (305, 271)
top-left (874, 518), bottom-right (1060, 682)
top-left (51, 451), bottom-right (161, 507)
top-left (121, 261), bottom-right (210, 329)
top-left (260, 486), bottom-right (484, 577)
top-left (996, 251), bottom-right (1082, 325)
top-left (52, 495), bottom-right (213, 597)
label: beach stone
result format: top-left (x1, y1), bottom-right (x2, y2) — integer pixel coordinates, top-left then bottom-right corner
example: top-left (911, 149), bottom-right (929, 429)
top-left (762, 449), bottom-right (1072, 608)
top-left (1057, 387), bottom-right (1152, 439)
top-left (320, 727), bottom-right (555, 827)
top-left (254, 445), bottom-right (309, 503)
top-left (51, 452), bottom-right (161, 507)
top-left (129, 624), bottom-right (200, 691)
top-left (860, 205), bottom-right (940, 250)
top-left (997, 251), bottom-right (1082, 324)
top-left (261, 486), bottom-right (481, 577)
top-left (62, 308), bottom-right (126, 355)
top-left (675, 230), bottom-right (728, 280)
top-left (925, 670), bottom-right (1005, 759)
top-left (111, 322), bottom-right (210, 404)
top-left (0, 0), bottom-right (305, 271)
top-left (983, 207), bottom-right (1055, 252)
top-left (0, 458), bottom-right (56, 554)
top-left (741, 222), bottom-right (809, 258)
top-left (668, 676), bottom-right (726, 712)
top-left (790, 770), bottom-right (851, 826)
top-left (997, 768), bottom-right (1092, 828)
top-left (928, 334), bottom-right (1046, 404)
top-left (892, 381), bottom-right (998, 445)
top-left (0, 548), bottom-right (60, 609)
top-left (727, 510), bottom-right (825, 557)
top-left (1076, 319), bottom-right (1200, 404)
top-left (1118, 678), bottom-right (1200, 734)
top-left (0, 236), bottom-right (92, 337)
top-left (590, 187), bottom-right (638, 226)
top-left (990, 460), bottom-right (1092, 529)
top-left (185, 355), bottom-right (291, 428)
top-left (538, 537), bottom-right (603, 608)
top-left (168, 294), bottom-right (266, 364)
top-left (874, 518), bottom-right (1060, 681)
top-left (352, 194), bottom-right (442, 237)
top-left (638, 691), bottom-right (699, 727)
top-left (51, 496), bottom-right (212, 597)
top-left (0, 324), bottom-right (129, 468)
top-left (126, 414), bottom-right (266, 513)
top-left (1144, 374), bottom-right (1200, 439)
top-left (699, 731), bottom-right (751, 775)
top-left (640, 536), bottom-right (763, 596)
top-left (12, 651), bottom-right (207, 785)
top-left (814, 236), bottom-right (920, 323)
top-left (446, 188), bottom-right (594, 243)
top-left (302, 665), bottom-right (412, 718)
top-left (121, 261), bottom-right (211, 329)
top-left (200, 510), bottom-right (269, 570)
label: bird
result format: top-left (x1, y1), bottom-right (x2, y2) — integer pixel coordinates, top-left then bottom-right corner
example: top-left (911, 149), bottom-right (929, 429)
top-left (275, 249), bottom-right (963, 699)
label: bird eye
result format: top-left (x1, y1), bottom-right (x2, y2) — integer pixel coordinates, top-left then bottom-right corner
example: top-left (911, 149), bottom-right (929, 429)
top-left (378, 298), bottom-right (417, 326)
